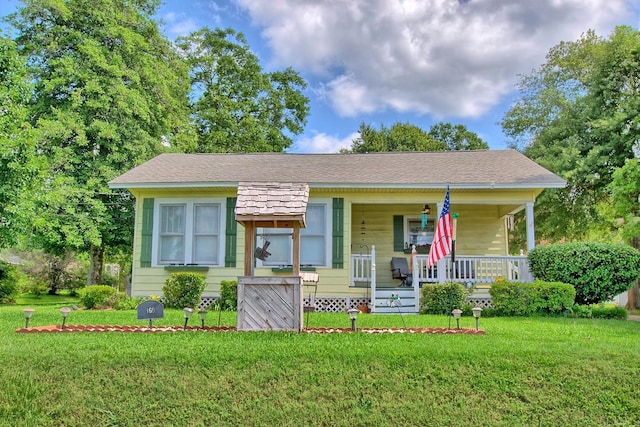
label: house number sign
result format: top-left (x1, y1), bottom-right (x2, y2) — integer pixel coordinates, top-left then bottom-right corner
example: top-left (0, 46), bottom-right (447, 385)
top-left (137, 300), bottom-right (164, 327)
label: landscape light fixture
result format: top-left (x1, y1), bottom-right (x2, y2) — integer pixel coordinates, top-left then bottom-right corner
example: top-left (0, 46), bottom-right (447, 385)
top-left (60, 307), bottom-right (71, 330)
top-left (472, 306), bottom-right (483, 331)
top-left (183, 307), bottom-right (194, 331)
top-left (347, 308), bottom-right (359, 331)
top-left (198, 310), bottom-right (207, 328)
top-left (452, 309), bottom-right (462, 330)
top-left (23, 308), bottom-right (34, 328)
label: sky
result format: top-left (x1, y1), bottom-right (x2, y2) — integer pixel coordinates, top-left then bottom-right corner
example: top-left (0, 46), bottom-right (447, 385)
top-left (1, 0), bottom-right (639, 153)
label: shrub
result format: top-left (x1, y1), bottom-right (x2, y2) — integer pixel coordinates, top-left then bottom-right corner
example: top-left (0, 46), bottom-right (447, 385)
top-left (22, 280), bottom-right (50, 298)
top-left (0, 261), bottom-right (19, 303)
top-left (569, 304), bottom-right (628, 320)
top-left (420, 282), bottom-right (468, 315)
top-left (489, 280), bottom-right (575, 316)
top-left (106, 293), bottom-right (143, 310)
top-left (162, 272), bottom-right (207, 309)
top-left (528, 242), bottom-right (640, 305)
top-left (218, 280), bottom-right (238, 311)
top-left (79, 285), bottom-right (117, 309)
top-left (61, 265), bottom-right (87, 296)
top-left (101, 273), bottom-right (122, 291)
top-left (591, 305), bottom-right (627, 319)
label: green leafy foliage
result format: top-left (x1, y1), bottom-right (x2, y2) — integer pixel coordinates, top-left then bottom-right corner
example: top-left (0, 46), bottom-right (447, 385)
top-left (502, 26), bottom-right (640, 242)
top-left (419, 282), bottom-right (468, 314)
top-left (609, 159), bottom-right (640, 243)
top-left (427, 122), bottom-right (490, 150)
top-left (344, 121), bottom-right (488, 153)
top-left (7, 0), bottom-right (194, 281)
top-left (489, 280), bottom-right (575, 316)
top-left (569, 304), bottom-right (627, 319)
top-left (106, 293), bottom-right (143, 310)
top-left (175, 27), bottom-right (309, 153)
top-left (0, 261), bottom-right (19, 303)
top-left (218, 280), bottom-right (238, 311)
top-left (528, 242), bottom-right (640, 304)
top-left (0, 36), bottom-right (40, 248)
top-left (78, 285), bottom-right (117, 309)
top-left (162, 272), bottom-right (207, 309)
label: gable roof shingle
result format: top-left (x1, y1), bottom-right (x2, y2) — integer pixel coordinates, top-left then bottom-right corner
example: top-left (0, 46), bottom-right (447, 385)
top-left (108, 150), bottom-right (566, 190)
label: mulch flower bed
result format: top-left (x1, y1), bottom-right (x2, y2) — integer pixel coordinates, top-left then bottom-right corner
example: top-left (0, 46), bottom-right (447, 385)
top-left (16, 325), bottom-right (485, 334)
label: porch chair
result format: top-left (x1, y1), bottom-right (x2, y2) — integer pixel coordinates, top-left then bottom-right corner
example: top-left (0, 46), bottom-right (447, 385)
top-left (390, 257), bottom-right (412, 287)
top-left (300, 271), bottom-right (319, 328)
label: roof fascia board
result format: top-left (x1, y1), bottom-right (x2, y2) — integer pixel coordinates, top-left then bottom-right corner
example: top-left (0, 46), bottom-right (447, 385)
top-left (109, 182), bottom-right (566, 190)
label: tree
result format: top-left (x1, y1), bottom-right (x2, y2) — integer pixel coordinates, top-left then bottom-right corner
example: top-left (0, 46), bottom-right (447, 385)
top-left (8, 0), bottom-right (194, 287)
top-left (501, 26), bottom-right (640, 243)
top-left (427, 122), bottom-right (489, 150)
top-left (609, 159), bottom-right (640, 309)
top-left (175, 28), bottom-right (310, 153)
top-left (0, 35), bottom-right (41, 248)
top-left (343, 122), bottom-right (487, 153)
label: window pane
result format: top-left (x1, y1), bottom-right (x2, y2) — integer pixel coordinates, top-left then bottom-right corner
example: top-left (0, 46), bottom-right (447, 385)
top-left (302, 236), bottom-right (325, 265)
top-left (303, 205), bottom-right (325, 235)
top-left (159, 205), bottom-right (185, 264)
top-left (161, 205), bottom-right (184, 233)
top-left (194, 236), bottom-right (218, 264)
top-left (301, 204), bottom-right (326, 265)
top-left (194, 204), bottom-right (219, 234)
top-left (160, 236), bottom-right (184, 263)
top-left (261, 234), bottom-right (290, 265)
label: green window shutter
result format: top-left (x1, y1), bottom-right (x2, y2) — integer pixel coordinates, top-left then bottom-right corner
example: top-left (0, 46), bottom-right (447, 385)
top-left (393, 215), bottom-right (404, 252)
top-left (140, 198), bottom-right (154, 267)
top-left (332, 198), bottom-right (344, 269)
top-left (225, 197), bottom-right (237, 267)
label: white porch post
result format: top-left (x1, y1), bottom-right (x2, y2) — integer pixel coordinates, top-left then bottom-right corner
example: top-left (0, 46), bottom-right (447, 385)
top-left (412, 251), bottom-right (420, 312)
top-left (526, 202), bottom-right (535, 252)
top-left (370, 245), bottom-right (376, 313)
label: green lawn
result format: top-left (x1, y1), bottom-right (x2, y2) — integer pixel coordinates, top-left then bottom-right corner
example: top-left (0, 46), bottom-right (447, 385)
top-left (1, 303), bottom-right (639, 427)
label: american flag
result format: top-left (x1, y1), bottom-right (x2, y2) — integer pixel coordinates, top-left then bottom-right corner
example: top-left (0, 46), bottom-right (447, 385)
top-left (427, 188), bottom-right (452, 268)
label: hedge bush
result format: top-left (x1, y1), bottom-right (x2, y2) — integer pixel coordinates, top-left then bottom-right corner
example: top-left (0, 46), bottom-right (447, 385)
top-left (79, 285), bottom-right (117, 309)
top-left (489, 280), bottom-right (575, 316)
top-left (0, 261), bottom-right (19, 303)
top-left (528, 242), bottom-right (640, 305)
top-left (218, 280), bottom-right (238, 311)
top-left (420, 282), bottom-right (468, 315)
top-left (162, 272), bottom-right (207, 309)
top-left (568, 304), bottom-right (627, 319)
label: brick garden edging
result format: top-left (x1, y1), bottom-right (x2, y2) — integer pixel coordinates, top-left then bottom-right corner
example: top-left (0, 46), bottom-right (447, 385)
top-left (16, 325), bottom-right (485, 334)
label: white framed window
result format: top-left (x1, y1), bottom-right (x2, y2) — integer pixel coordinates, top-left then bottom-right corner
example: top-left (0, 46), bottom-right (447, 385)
top-left (258, 200), bottom-right (331, 267)
top-left (405, 216), bottom-right (434, 249)
top-left (153, 198), bottom-right (224, 266)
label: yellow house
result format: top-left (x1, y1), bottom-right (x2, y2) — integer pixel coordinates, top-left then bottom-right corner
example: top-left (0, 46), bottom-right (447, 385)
top-left (108, 150), bottom-right (565, 313)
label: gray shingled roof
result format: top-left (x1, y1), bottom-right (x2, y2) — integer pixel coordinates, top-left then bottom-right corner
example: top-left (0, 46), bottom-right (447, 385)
top-left (108, 150), bottom-right (566, 189)
top-left (235, 182), bottom-right (309, 219)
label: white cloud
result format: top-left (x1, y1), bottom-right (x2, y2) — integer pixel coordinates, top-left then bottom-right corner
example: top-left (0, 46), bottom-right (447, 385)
top-left (237, 0), bottom-right (633, 118)
top-left (162, 11), bottom-right (200, 38)
top-left (290, 131), bottom-right (359, 153)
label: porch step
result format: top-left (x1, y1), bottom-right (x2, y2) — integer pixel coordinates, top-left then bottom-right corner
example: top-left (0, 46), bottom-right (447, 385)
top-left (373, 288), bottom-right (419, 313)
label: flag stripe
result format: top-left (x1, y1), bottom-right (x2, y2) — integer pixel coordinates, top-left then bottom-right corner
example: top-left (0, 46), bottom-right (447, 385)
top-left (427, 188), bottom-right (452, 268)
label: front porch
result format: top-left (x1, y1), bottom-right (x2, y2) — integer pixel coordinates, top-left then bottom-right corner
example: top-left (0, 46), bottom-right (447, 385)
top-left (349, 246), bottom-right (533, 313)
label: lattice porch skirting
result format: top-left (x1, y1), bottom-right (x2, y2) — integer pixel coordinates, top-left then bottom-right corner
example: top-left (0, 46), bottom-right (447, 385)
top-left (200, 296), bottom-right (493, 312)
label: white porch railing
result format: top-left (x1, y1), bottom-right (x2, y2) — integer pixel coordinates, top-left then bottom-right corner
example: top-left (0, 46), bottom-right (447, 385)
top-left (412, 255), bottom-right (533, 284)
top-left (349, 251), bottom-right (533, 313)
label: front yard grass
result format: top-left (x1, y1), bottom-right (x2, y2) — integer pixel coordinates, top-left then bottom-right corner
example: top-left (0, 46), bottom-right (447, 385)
top-left (1, 304), bottom-right (639, 426)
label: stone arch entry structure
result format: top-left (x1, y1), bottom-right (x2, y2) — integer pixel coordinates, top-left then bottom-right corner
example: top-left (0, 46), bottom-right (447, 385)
top-left (235, 182), bottom-right (309, 331)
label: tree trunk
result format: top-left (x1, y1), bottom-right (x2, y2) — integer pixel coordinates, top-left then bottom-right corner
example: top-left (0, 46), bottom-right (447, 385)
top-left (626, 236), bottom-right (640, 310)
top-left (47, 254), bottom-right (67, 295)
top-left (87, 245), bottom-right (104, 286)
